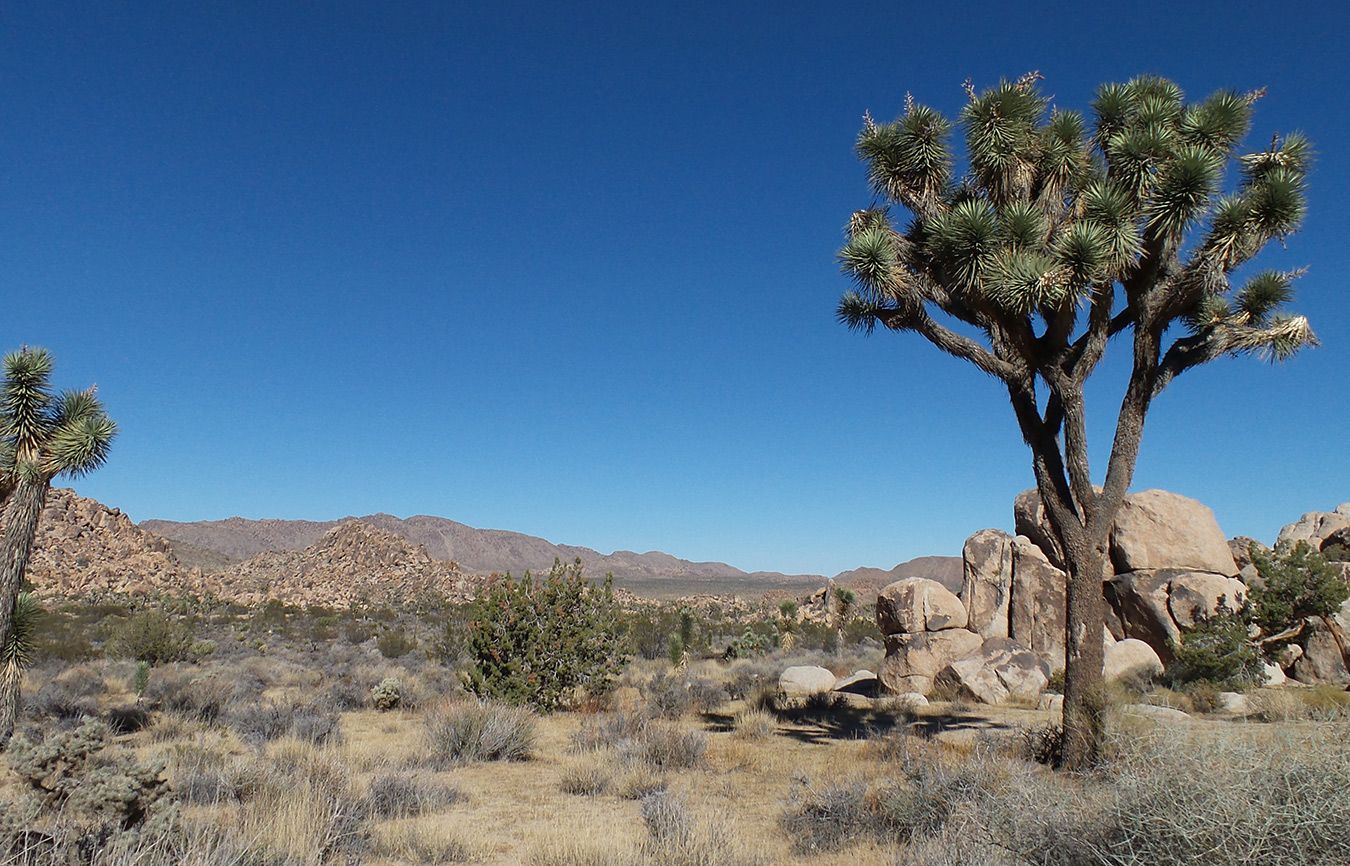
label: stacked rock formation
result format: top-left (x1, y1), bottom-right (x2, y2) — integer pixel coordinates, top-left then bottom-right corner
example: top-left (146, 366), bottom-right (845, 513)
top-left (879, 489), bottom-right (1263, 703)
top-left (218, 520), bottom-right (472, 608)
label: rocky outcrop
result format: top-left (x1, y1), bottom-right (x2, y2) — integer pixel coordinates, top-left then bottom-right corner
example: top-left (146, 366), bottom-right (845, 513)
top-left (1013, 489), bottom-right (1063, 567)
top-left (1109, 490), bottom-right (1237, 575)
top-left (961, 530), bottom-right (1013, 638)
top-left (27, 488), bottom-right (196, 597)
top-left (218, 521), bottom-right (471, 608)
top-left (1102, 638), bottom-right (1164, 685)
top-left (876, 577), bottom-right (967, 634)
top-left (779, 665), bottom-right (837, 696)
top-left (933, 637), bottom-right (1049, 705)
top-left (1009, 537), bottom-right (1067, 665)
top-left (879, 629), bottom-right (982, 695)
top-left (1277, 504), bottom-right (1350, 549)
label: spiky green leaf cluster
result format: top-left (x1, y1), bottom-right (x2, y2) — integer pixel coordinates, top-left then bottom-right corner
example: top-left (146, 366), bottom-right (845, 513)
top-left (0, 348), bottom-right (117, 486)
top-left (1, 592), bottom-right (42, 672)
top-left (842, 75), bottom-right (1315, 346)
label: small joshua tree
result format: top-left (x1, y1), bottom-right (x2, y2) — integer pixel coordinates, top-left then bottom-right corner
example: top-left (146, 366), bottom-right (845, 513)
top-left (836, 74), bottom-right (1316, 766)
top-left (0, 348), bottom-right (116, 748)
top-left (463, 558), bottom-right (625, 711)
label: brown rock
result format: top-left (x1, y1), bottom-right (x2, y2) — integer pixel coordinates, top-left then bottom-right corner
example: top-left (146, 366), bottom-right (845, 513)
top-left (879, 629), bottom-right (983, 695)
top-left (1013, 489), bottom-right (1064, 567)
top-left (1110, 490), bottom-right (1238, 575)
top-left (876, 577), bottom-right (968, 635)
top-left (961, 529), bottom-right (1013, 638)
top-left (1009, 537), bottom-right (1067, 667)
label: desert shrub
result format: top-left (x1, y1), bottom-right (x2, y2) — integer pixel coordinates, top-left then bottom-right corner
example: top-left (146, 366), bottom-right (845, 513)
top-left (103, 704), bottom-right (153, 735)
top-left (1017, 723), bottom-right (1065, 766)
top-left (731, 707), bottom-right (776, 740)
top-left (226, 700), bottom-right (342, 748)
top-left (780, 778), bottom-right (872, 853)
top-left (1164, 609), bottom-right (1263, 691)
top-left (27, 669), bottom-right (103, 722)
top-left (364, 772), bottom-right (463, 819)
top-left (1, 719), bottom-right (175, 854)
top-left (1323, 541), bottom-right (1350, 563)
top-left (423, 701), bottom-right (536, 766)
top-left (376, 628), bottom-right (418, 659)
top-left (369, 677), bottom-right (404, 711)
top-left (686, 677), bottom-right (727, 713)
top-left (1250, 540), bottom-right (1350, 636)
top-left (462, 558), bottom-right (626, 711)
top-left (140, 670), bottom-right (222, 723)
top-left (640, 792), bottom-right (765, 866)
top-left (643, 672), bottom-right (692, 719)
top-left (559, 759), bottom-right (612, 796)
top-left (325, 678), bottom-right (368, 711)
top-left (615, 762), bottom-right (667, 800)
top-left (616, 720), bottom-right (707, 771)
top-left (105, 611), bottom-right (195, 665)
top-left (374, 823), bottom-right (471, 865)
top-left (1248, 685), bottom-right (1350, 722)
top-left (571, 710), bottom-right (648, 753)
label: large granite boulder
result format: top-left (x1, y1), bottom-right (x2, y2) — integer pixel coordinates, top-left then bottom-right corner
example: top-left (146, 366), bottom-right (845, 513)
top-left (1290, 600), bottom-right (1350, 685)
top-left (1009, 537), bottom-right (1067, 666)
top-left (1013, 488), bottom-right (1064, 567)
top-left (1278, 504), bottom-right (1350, 548)
top-left (1110, 490), bottom-right (1237, 575)
top-left (962, 529), bottom-right (1014, 638)
top-left (877, 577), bottom-right (968, 635)
top-left (1166, 571), bottom-right (1247, 629)
top-left (779, 666), bottom-right (838, 696)
top-left (932, 637), bottom-right (1049, 705)
top-left (879, 629), bottom-right (982, 695)
top-left (1103, 638), bottom-right (1164, 685)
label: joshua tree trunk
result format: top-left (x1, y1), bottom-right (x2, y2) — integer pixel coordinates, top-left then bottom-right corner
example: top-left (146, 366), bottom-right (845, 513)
top-left (0, 479), bottom-right (49, 749)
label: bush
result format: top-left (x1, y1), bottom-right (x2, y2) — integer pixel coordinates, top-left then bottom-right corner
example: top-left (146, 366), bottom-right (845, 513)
top-left (1250, 540), bottom-right (1350, 636)
top-left (616, 720), bottom-right (707, 771)
top-left (731, 708), bottom-right (776, 741)
top-left (369, 677), bottom-right (404, 711)
top-left (1, 719), bottom-right (175, 851)
top-left (644, 672), bottom-right (692, 719)
top-left (365, 772), bottom-right (463, 819)
top-left (141, 669), bottom-right (223, 723)
top-left (1164, 608), bottom-right (1263, 691)
top-left (376, 628), bottom-right (418, 659)
top-left (226, 700), bottom-right (342, 748)
top-left (559, 760), bottom-right (612, 796)
top-left (639, 792), bottom-right (765, 866)
top-left (462, 558), bottom-right (626, 711)
top-left (106, 611), bottom-right (195, 665)
top-left (423, 701), bottom-right (536, 766)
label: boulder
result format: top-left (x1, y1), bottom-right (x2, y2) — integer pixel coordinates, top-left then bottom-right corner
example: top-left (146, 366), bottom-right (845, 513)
top-left (876, 577), bottom-right (968, 635)
top-left (1216, 692), bottom-right (1250, 715)
top-left (832, 670), bottom-right (880, 696)
top-left (779, 666), bottom-right (837, 696)
top-left (1013, 488), bottom-right (1064, 567)
top-left (879, 629), bottom-right (983, 695)
top-left (1009, 537), bottom-right (1067, 666)
top-left (1123, 704), bottom-right (1191, 722)
top-left (1106, 569), bottom-right (1189, 657)
top-left (1103, 638), bottom-right (1163, 685)
top-left (1290, 601), bottom-right (1350, 685)
top-left (1229, 536), bottom-right (1269, 585)
top-left (1166, 572), bottom-right (1247, 629)
top-left (1109, 490), bottom-right (1237, 575)
top-left (890, 692), bottom-right (929, 710)
top-left (1277, 504), bottom-right (1350, 548)
top-left (1263, 662), bottom-right (1287, 686)
top-left (961, 529), bottom-right (1014, 638)
top-left (1038, 693), bottom-right (1064, 713)
top-left (933, 637), bottom-right (1049, 706)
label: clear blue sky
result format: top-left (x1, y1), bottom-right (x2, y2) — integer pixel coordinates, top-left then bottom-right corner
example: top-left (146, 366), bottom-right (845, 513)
top-left (3, 2), bottom-right (1347, 575)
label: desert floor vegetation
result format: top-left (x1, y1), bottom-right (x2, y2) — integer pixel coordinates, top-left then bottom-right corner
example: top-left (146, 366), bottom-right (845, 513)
top-left (3, 613), bottom-right (1349, 866)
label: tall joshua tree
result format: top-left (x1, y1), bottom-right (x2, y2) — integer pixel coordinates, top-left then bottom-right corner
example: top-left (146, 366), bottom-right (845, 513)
top-left (0, 348), bottom-right (116, 747)
top-left (836, 74), bottom-right (1315, 768)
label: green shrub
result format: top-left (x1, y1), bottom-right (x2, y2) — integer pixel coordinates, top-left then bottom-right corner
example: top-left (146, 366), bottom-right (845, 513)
top-left (462, 558), bottom-right (625, 711)
top-left (376, 628), bottom-right (418, 659)
top-left (1250, 540), bottom-right (1350, 636)
top-left (1164, 609), bottom-right (1263, 691)
top-left (423, 701), bottom-right (536, 766)
top-left (106, 610), bottom-right (195, 665)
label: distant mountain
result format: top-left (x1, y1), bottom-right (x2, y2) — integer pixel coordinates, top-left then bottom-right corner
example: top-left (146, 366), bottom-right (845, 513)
top-left (141, 512), bottom-right (959, 595)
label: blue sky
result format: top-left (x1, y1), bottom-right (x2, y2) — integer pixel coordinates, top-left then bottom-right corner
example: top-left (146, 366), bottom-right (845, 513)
top-left (3, 2), bottom-right (1347, 575)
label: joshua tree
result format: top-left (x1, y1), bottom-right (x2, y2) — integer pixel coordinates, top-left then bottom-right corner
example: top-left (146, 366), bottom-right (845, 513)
top-left (836, 74), bottom-right (1315, 767)
top-left (832, 586), bottom-right (856, 649)
top-left (0, 348), bottom-right (116, 747)
top-left (0, 593), bottom-right (41, 743)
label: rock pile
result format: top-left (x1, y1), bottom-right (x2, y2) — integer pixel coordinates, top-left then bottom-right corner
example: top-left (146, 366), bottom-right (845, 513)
top-left (218, 521), bottom-right (472, 608)
top-left (879, 489), bottom-right (1275, 703)
top-left (27, 488), bottom-right (198, 597)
